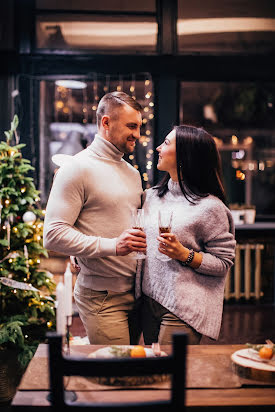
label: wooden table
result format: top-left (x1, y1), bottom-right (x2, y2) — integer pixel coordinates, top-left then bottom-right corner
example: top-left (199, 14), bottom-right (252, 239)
top-left (12, 344), bottom-right (275, 411)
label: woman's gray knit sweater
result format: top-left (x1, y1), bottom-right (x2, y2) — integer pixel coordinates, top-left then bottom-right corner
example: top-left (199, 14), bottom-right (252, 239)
top-left (136, 179), bottom-right (236, 340)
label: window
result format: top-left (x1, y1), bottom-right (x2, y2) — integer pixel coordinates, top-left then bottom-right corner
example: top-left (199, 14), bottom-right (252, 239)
top-left (177, 0), bottom-right (275, 54)
top-left (39, 74), bottom-right (154, 204)
top-left (35, 0), bottom-right (156, 13)
top-left (36, 13), bottom-right (157, 53)
top-left (180, 81), bottom-right (275, 217)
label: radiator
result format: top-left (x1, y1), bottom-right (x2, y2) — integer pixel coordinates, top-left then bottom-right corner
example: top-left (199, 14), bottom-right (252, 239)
top-left (224, 244), bottom-right (264, 301)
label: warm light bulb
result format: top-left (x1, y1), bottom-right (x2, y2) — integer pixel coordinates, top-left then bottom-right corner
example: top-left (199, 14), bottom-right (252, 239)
top-left (232, 135), bottom-right (238, 145)
top-left (55, 100), bottom-right (64, 109)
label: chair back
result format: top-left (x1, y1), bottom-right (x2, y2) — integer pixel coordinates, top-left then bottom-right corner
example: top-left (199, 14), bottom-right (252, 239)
top-left (47, 332), bottom-right (187, 411)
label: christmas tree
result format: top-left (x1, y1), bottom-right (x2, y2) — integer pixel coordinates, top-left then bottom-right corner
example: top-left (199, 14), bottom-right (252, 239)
top-left (0, 115), bottom-right (56, 368)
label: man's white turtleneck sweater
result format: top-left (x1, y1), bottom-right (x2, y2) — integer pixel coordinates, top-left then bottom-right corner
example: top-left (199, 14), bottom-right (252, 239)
top-left (43, 134), bottom-right (143, 292)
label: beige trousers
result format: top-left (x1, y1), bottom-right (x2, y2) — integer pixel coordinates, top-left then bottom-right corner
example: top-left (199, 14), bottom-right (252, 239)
top-left (74, 280), bottom-right (141, 345)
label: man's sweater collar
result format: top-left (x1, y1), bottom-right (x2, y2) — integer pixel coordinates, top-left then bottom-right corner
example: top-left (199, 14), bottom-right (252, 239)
top-left (88, 133), bottom-right (124, 162)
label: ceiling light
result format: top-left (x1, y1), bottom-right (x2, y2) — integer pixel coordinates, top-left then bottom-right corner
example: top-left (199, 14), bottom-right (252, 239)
top-left (55, 80), bottom-right (87, 89)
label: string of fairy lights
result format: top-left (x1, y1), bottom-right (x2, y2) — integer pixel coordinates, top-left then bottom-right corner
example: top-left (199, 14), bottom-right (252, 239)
top-left (54, 72), bottom-right (154, 188)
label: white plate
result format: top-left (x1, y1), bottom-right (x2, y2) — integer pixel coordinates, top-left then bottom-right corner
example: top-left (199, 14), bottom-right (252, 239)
top-left (88, 345), bottom-right (167, 359)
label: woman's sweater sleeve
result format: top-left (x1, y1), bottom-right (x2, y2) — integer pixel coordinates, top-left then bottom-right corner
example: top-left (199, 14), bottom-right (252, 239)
top-left (195, 202), bottom-right (236, 277)
top-left (43, 162), bottom-right (116, 258)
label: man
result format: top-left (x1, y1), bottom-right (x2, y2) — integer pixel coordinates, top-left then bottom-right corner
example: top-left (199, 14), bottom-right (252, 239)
top-left (43, 92), bottom-right (146, 344)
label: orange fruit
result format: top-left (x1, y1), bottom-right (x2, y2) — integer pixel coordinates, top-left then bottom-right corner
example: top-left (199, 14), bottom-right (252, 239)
top-left (130, 345), bottom-right (146, 358)
top-left (259, 347), bottom-right (273, 360)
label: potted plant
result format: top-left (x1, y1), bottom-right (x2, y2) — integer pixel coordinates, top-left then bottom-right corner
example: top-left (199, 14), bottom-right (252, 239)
top-left (0, 115), bottom-right (56, 404)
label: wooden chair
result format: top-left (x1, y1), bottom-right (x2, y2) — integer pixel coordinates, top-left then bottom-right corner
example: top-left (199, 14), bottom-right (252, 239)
top-left (47, 331), bottom-right (187, 411)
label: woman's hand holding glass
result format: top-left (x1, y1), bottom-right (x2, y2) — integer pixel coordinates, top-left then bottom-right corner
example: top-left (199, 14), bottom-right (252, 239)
top-left (157, 210), bottom-right (173, 262)
top-left (157, 232), bottom-right (188, 261)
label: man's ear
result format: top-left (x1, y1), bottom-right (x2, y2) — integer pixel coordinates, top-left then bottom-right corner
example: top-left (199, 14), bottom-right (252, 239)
top-left (101, 115), bottom-right (110, 130)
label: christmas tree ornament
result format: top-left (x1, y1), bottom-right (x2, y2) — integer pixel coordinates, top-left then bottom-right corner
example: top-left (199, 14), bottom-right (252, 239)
top-left (22, 211), bottom-right (36, 225)
top-left (6, 221), bottom-right (11, 250)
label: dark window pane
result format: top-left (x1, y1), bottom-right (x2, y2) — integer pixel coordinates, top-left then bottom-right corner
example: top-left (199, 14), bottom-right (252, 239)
top-left (0, 1), bottom-right (15, 50)
top-left (36, 0), bottom-right (156, 13)
top-left (178, 0), bottom-right (275, 54)
top-left (36, 14), bottom-right (157, 53)
top-left (180, 81), bottom-right (275, 216)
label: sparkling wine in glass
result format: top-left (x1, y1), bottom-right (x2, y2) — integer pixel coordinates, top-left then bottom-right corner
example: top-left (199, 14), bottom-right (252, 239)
top-left (131, 209), bottom-right (146, 260)
top-left (157, 210), bottom-right (173, 262)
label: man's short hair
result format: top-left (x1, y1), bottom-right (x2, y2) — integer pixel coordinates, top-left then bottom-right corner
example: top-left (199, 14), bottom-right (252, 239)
top-left (96, 92), bottom-right (142, 127)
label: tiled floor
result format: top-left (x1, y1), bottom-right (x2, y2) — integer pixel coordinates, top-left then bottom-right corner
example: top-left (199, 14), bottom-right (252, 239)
top-left (71, 302), bottom-right (275, 345)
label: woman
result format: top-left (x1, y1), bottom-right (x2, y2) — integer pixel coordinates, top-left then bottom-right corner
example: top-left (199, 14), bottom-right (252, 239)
top-left (136, 125), bottom-right (236, 345)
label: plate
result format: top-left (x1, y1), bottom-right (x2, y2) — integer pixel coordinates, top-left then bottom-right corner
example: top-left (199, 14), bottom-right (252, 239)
top-left (88, 346), bottom-right (167, 359)
top-left (231, 348), bottom-right (275, 382)
top-left (87, 345), bottom-right (169, 386)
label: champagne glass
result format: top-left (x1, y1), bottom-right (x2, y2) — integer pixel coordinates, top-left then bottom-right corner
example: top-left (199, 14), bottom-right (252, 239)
top-left (131, 209), bottom-right (146, 260)
top-left (157, 210), bottom-right (173, 262)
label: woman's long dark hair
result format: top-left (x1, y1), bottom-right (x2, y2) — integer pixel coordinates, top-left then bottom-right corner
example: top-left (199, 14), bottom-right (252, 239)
top-left (155, 125), bottom-right (227, 205)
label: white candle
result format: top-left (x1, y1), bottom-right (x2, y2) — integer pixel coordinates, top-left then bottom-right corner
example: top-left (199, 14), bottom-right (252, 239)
top-left (56, 282), bottom-right (66, 335)
top-left (64, 262), bottom-right (73, 326)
